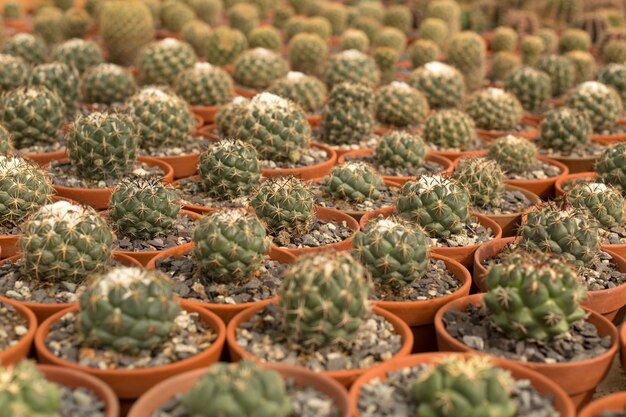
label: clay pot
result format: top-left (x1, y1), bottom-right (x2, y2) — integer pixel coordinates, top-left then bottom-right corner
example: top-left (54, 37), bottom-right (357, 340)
top-left (108, 210), bottom-right (203, 266)
top-left (0, 296), bottom-right (37, 366)
top-left (472, 236), bottom-right (518, 292)
top-left (338, 148), bottom-right (454, 185)
top-left (484, 184), bottom-right (541, 237)
top-left (374, 253), bottom-right (472, 353)
top-left (127, 363), bottom-right (353, 417)
top-left (34, 301), bottom-right (226, 400)
top-left (234, 85), bottom-right (257, 98)
top-left (591, 119), bottom-right (626, 145)
top-left (359, 206), bottom-right (503, 268)
top-left (434, 294), bottom-right (618, 409)
top-left (147, 152), bottom-right (200, 180)
top-left (3, 19), bottom-right (31, 32)
top-left (554, 171), bottom-right (597, 197)
top-left (191, 104), bottom-right (221, 125)
top-left (51, 157), bottom-right (175, 210)
top-left (273, 206), bottom-right (360, 256)
top-left (476, 116), bottom-right (540, 141)
top-left (349, 352), bottom-right (576, 417)
top-left (261, 142), bottom-right (338, 180)
top-left (146, 246), bottom-right (296, 324)
top-left (171, 175), bottom-right (223, 215)
top-left (307, 114), bottom-right (321, 129)
top-left (38, 364), bottom-right (120, 417)
top-left (196, 124), bottom-right (219, 141)
top-left (579, 391), bottom-right (626, 417)
top-left (22, 149), bottom-right (67, 167)
top-left (1, 252), bottom-right (143, 324)
top-left (226, 304), bottom-right (413, 388)
top-left (547, 141), bottom-right (605, 174)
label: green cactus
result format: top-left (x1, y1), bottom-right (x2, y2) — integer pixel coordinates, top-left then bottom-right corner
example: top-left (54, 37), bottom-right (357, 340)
top-left (520, 35), bottom-right (545, 67)
top-left (0, 361), bottom-right (61, 417)
top-left (506, 67), bottom-right (552, 114)
top-left (453, 157), bottom-right (505, 207)
top-left (352, 15), bottom-right (380, 42)
top-left (519, 202), bottom-right (599, 264)
top-left (373, 46), bottom-right (399, 85)
top-left (30, 63), bottom-right (79, 115)
top-left (19, 201), bottom-right (113, 282)
top-left (197, 139), bottom-right (261, 199)
top-left (284, 15), bottom-right (307, 39)
top-left (409, 62), bottom-right (466, 109)
top-left (408, 39), bottom-right (440, 68)
top-left (597, 64), bottom-right (626, 106)
top-left (601, 40), bottom-right (626, 64)
top-left (559, 28), bottom-right (591, 53)
top-left (539, 55), bottom-right (576, 98)
top-left (565, 81), bottom-right (623, 133)
top-left (187, 0), bottom-right (222, 25)
top-left (417, 18), bottom-right (448, 48)
top-left (3, 1), bottom-right (22, 19)
top-left (383, 5), bottom-right (412, 34)
top-left (33, 6), bottom-right (63, 45)
top-left (491, 26), bottom-right (519, 53)
top-left (324, 162), bottom-right (384, 203)
top-left (182, 361), bottom-right (292, 417)
top-left (137, 38), bottom-right (197, 86)
top-left (0, 125), bottom-right (13, 155)
top-left (539, 107), bottom-right (592, 154)
top-left (79, 267), bottom-right (179, 353)
top-left (227, 3), bottom-right (259, 35)
top-left (174, 62), bottom-right (234, 107)
top-left (339, 29), bottom-right (370, 52)
top-left (357, 1), bottom-right (384, 21)
top-left (161, 0), bottom-right (196, 33)
top-left (251, 176), bottom-right (315, 236)
top-left (375, 81), bottom-right (429, 128)
top-left (81, 63), bottom-right (137, 105)
top-left (373, 26), bottom-right (406, 52)
top-left (375, 131), bottom-right (426, 169)
top-left (272, 6), bottom-right (294, 29)
top-left (60, 7), bottom-right (92, 40)
top-left (466, 88), bottom-right (523, 132)
top-left (566, 50), bottom-right (596, 84)
top-left (426, 0), bottom-right (461, 35)
top-left (320, 82), bottom-right (375, 146)
top-left (397, 175), bottom-right (471, 238)
top-left (215, 96), bottom-right (249, 137)
top-left (233, 48), bottom-right (288, 90)
top-left (487, 135), bottom-right (538, 173)
top-left (488, 52), bottom-right (521, 83)
top-left (100, 0), bottom-right (155, 66)
top-left (447, 31), bottom-right (486, 91)
top-left (567, 182), bottom-right (624, 229)
top-left (288, 33), bottom-right (328, 76)
top-left (2, 33), bottom-right (46, 65)
top-left (279, 251), bottom-right (372, 350)
top-left (181, 20), bottom-right (212, 58)
top-left (66, 112), bottom-right (139, 181)
top-left (596, 143), bottom-right (626, 194)
top-left (412, 355), bottom-right (518, 417)
top-left (248, 26), bottom-right (282, 51)
top-left (484, 252), bottom-right (587, 341)
top-left (109, 176), bottom-right (181, 240)
top-left (318, 2), bottom-right (347, 35)
top-left (502, 9), bottom-right (540, 36)
top-left (53, 0), bottom-right (74, 11)
top-left (538, 28), bottom-right (559, 53)
top-left (423, 109), bottom-right (475, 150)
top-left (206, 27), bottom-right (248, 66)
top-left (0, 54), bottom-right (29, 92)
top-left (0, 87), bottom-right (65, 149)
top-left (267, 72), bottom-right (327, 114)
top-left (322, 49), bottom-right (380, 89)
top-left (51, 39), bottom-right (104, 74)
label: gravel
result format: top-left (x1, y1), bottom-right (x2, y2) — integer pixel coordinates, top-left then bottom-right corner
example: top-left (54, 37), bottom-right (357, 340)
top-left (141, 135), bottom-right (211, 157)
top-left (0, 300), bottom-right (28, 351)
top-left (443, 303), bottom-right (612, 363)
top-left (156, 253), bottom-right (289, 304)
top-left (312, 181), bottom-right (399, 212)
top-left (424, 136), bottom-right (486, 153)
top-left (599, 412), bottom-right (626, 417)
top-left (471, 190), bottom-right (534, 216)
top-left (236, 304), bottom-right (403, 372)
top-left (539, 140), bottom-right (605, 158)
top-left (112, 213), bottom-right (195, 252)
top-left (48, 160), bottom-right (167, 189)
top-left (314, 132), bottom-right (381, 151)
top-left (357, 363), bottom-right (559, 417)
top-left (59, 384), bottom-right (106, 417)
top-left (261, 146), bottom-right (330, 169)
top-left (426, 218), bottom-right (495, 248)
top-left (343, 154), bottom-right (446, 177)
top-left (45, 310), bottom-right (217, 369)
top-left (270, 218), bottom-right (354, 248)
top-left (0, 224), bottom-right (23, 236)
top-left (173, 177), bottom-right (250, 210)
top-left (600, 225), bottom-right (626, 245)
top-left (502, 159), bottom-right (563, 181)
top-left (16, 137), bottom-right (66, 155)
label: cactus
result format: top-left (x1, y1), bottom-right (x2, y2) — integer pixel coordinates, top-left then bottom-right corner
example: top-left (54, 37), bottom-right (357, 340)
top-left (453, 157), bottom-right (505, 207)
top-left (576, 12), bottom-right (608, 47)
top-left (375, 81), bottom-right (429, 128)
top-left (465, 88), bottom-right (523, 132)
top-left (125, 87), bottom-right (196, 149)
top-left (502, 9), bottom-right (540, 36)
top-left (53, 0), bottom-right (74, 11)
top-left (51, 39), bottom-right (104, 74)
top-left (161, 0), bottom-right (195, 33)
top-left (0, 54), bottom-right (29, 92)
top-left (272, 6), bottom-right (294, 29)
top-left (484, 253), bottom-right (587, 341)
top-left (19, 201), bottom-right (113, 282)
top-left (66, 112), bottom-right (139, 181)
top-left (565, 81), bottom-right (623, 132)
top-left (187, 0), bottom-right (222, 25)
top-left (0, 125), bottom-right (12, 155)
top-left (539, 55), bottom-right (576, 98)
top-left (339, 29), bottom-right (370, 52)
top-left (538, 28), bottom-right (559, 53)
top-left (0, 361), bottom-right (61, 417)
top-left (248, 26), bottom-right (282, 51)
top-left (372, 46), bottom-right (399, 85)
top-left (417, 18), bottom-right (448, 47)
top-left (383, 4), bottom-right (412, 34)
top-left (137, 38), bottom-right (197, 86)
top-left (565, 50), bottom-right (596, 84)
top-left (567, 182), bottom-right (624, 229)
top-left (197, 139), bottom-right (261, 199)
top-left (324, 162), bottom-right (384, 203)
top-left (30, 63), bottom-right (79, 115)
top-left (423, 109), bottom-right (475, 150)
top-left (59, 7), bottom-right (93, 39)
top-left (0, 87), bottom-right (65, 149)
top-left (322, 49), bottom-right (380, 89)
top-left (319, 2), bottom-right (348, 35)
top-left (251, 176), bottom-right (315, 236)
top-left (279, 251), bottom-right (372, 350)
top-left (487, 135), bottom-right (538, 173)
top-left (597, 64), bottom-right (626, 105)
top-left (181, 20), bottom-right (212, 58)
top-left (33, 6), bottom-right (63, 45)
top-left (488, 52), bottom-right (521, 83)
top-left (412, 356), bottom-right (517, 417)
top-left (426, 0), bottom-right (461, 35)
top-left (206, 27), bottom-right (248, 66)
top-left (100, 0), bottom-right (154, 66)
top-left (539, 107), bottom-right (592, 154)
top-left (267, 72), bottom-right (327, 114)
top-left (519, 202), bottom-right (599, 264)
top-left (352, 15), bottom-right (380, 42)
top-left (447, 31), bottom-right (486, 91)
top-left (409, 62), bottom-right (465, 110)
top-left (232, 48), bottom-right (288, 90)
top-left (506, 67), bottom-right (552, 114)
top-left (174, 62), bottom-right (234, 107)
top-left (601, 40), bottom-right (626, 64)
top-left (232, 93), bottom-right (311, 162)
top-left (78, 267), bottom-right (179, 353)
top-left (3, 1), bottom-right (22, 19)
top-left (357, 1), bottom-right (384, 21)
top-left (192, 210), bottom-right (270, 284)
top-left (408, 39), bottom-right (439, 68)
top-left (397, 175), bottom-right (471, 238)
top-left (596, 143), bottom-right (626, 194)
top-left (288, 33), bottom-right (328, 76)
top-left (520, 35), bottom-right (545, 67)
top-left (215, 96), bottom-right (249, 137)
top-left (2, 33), bottom-right (46, 65)
top-left (491, 26), bottom-right (518, 53)
top-left (320, 82), bottom-right (375, 146)
top-left (227, 3), bottom-right (259, 35)
top-left (542, 0), bottom-right (583, 28)
top-left (559, 28), bottom-right (591, 54)
top-left (182, 361), bottom-right (292, 417)
top-left (376, 131), bottom-right (426, 169)
top-left (81, 63), bottom-right (137, 105)
top-left (373, 26), bottom-right (406, 52)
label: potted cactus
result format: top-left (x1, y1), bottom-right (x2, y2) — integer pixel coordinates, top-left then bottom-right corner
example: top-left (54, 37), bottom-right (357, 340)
top-left (35, 266), bottom-right (226, 400)
top-left (267, 71), bottom-right (328, 128)
top-left (322, 49), bottom-right (380, 90)
top-left (136, 38), bottom-right (197, 86)
top-left (50, 38), bottom-right (104, 76)
top-left (226, 251), bottom-right (413, 387)
top-left (421, 109), bottom-right (485, 162)
top-left (232, 47), bottom-right (289, 96)
top-left (408, 62), bottom-right (466, 111)
top-left (80, 63), bottom-right (138, 110)
top-left (505, 66), bottom-right (553, 122)
top-left (373, 81), bottom-right (429, 131)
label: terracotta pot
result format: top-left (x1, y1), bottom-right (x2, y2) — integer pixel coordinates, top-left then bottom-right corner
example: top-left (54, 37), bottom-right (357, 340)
top-left (307, 114), bottom-right (321, 129)
top-left (484, 184), bottom-right (541, 237)
top-left (434, 293), bottom-right (618, 409)
top-left (554, 171), bottom-right (597, 197)
top-left (22, 149), bottom-right (67, 167)
top-left (127, 363), bottom-right (353, 417)
top-left (476, 116), bottom-right (540, 141)
top-left (506, 155), bottom-right (570, 200)
top-left (226, 304), bottom-right (413, 388)
top-left (35, 301), bottom-right (226, 400)
top-left (261, 142), bottom-right (338, 180)
top-left (620, 323), bottom-right (626, 373)
top-left (38, 364), bottom-right (120, 417)
top-left (472, 236), bottom-right (518, 292)
top-left (146, 246), bottom-right (296, 324)
top-left (349, 352), bottom-right (575, 417)
top-left (192, 113), bottom-right (204, 129)
top-left (155, 30), bottom-right (180, 40)
top-left (109, 210), bottom-right (203, 266)
top-left (196, 124), bottom-right (219, 141)
top-left (579, 391), bottom-right (626, 417)
top-left (2, 253), bottom-right (143, 324)
top-left (51, 156), bottom-right (175, 210)
top-left (318, 179), bottom-right (401, 222)
top-left (591, 119), bottom-right (626, 145)
top-left (147, 152), bottom-right (200, 180)
top-left (428, 149), bottom-right (485, 163)
top-left (338, 148), bottom-right (454, 185)
top-left (191, 104), bottom-right (220, 125)
top-left (172, 175), bottom-right (226, 214)
top-left (234, 85), bottom-right (258, 98)
top-left (359, 206), bottom-right (503, 268)
top-left (374, 253), bottom-right (472, 353)
top-left (273, 206), bottom-right (360, 256)
top-left (3, 19), bottom-right (31, 32)
top-left (0, 296), bottom-right (37, 366)
top-left (547, 141), bottom-right (605, 174)
top-left (524, 113), bottom-right (545, 124)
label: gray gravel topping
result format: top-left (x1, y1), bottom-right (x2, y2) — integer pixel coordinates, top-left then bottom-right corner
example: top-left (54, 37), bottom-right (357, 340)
top-left (271, 218), bottom-right (353, 248)
top-left (502, 159), bottom-right (562, 181)
top-left (342, 154), bottom-right (446, 177)
top-left (312, 181), bottom-right (399, 212)
top-left (59, 384), bottom-right (106, 417)
top-left (48, 160), bottom-right (166, 189)
top-left (173, 177), bottom-right (249, 209)
top-left (112, 213), bottom-right (195, 252)
top-left (0, 300), bottom-right (28, 352)
top-left (471, 190), bottom-right (534, 216)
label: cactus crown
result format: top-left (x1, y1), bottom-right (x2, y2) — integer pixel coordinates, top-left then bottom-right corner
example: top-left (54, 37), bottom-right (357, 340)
top-left (565, 81), bottom-right (624, 132)
top-left (0, 361), bottom-right (61, 417)
top-left (487, 135), bottom-right (538, 173)
top-left (453, 157), bottom-right (505, 207)
top-left (375, 130), bottom-right (426, 168)
top-left (539, 107), bottom-right (592, 153)
top-left (566, 182), bottom-right (625, 229)
top-left (465, 87), bottom-right (523, 132)
top-left (324, 161), bottom-right (384, 203)
top-left (595, 142), bottom-right (626, 194)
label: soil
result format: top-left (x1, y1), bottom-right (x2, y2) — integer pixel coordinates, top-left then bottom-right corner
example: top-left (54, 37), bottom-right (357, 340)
top-left (424, 136), bottom-right (486, 153)
top-left (15, 136), bottom-right (66, 155)
top-left (501, 159), bottom-right (563, 180)
top-left (261, 146), bottom-right (330, 169)
top-left (426, 218), bottom-right (495, 248)
top-left (141, 135), bottom-right (211, 157)
top-left (270, 218), bottom-right (354, 248)
top-left (0, 224), bottom-right (23, 236)
top-left (471, 190), bottom-right (534, 216)
top-left (48, 160), bottom-right (166, 189)
top-left (173, 177), bottom-right (250, 210)
top-left (0, 300), bottom-right (28, 351)
top-left (111, 213), bottom-right (195, 252)
top-left (342, 153), bottom-right (446, 177)
top-left (45, 309), bottom-right (217, 369)
top-left (539, 140), bottom-right (605, 158)
top-left (311, 181), bottom-right (399, 212)
top-left (236, 304), bottom-right (403, 372)
top-left (59, 384), bottom-right (107, 417)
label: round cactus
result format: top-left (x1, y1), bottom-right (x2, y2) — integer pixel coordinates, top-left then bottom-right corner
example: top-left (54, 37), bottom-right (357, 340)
top-left (597, 64), bottom-right (626, 106)
top-left (181, 20), bottom-right (212, 58)
top-left (487, 135), bottom-right (538, 173)
top-left (447, 31), bottom-right (486, 91)
top-left (174, 62), bottom-right (234, 107)
top-left (0, 54), bottom-right (29, 92)
top-left (383, 5), bottom-right (412, 34)
top-left (339, 28), bottom-right (369, 52)
top-left (227, 3), bottom-right (260, 35)
top-left (567, 182), bottom-right (624, 229)
top-left (33, 7), bottom-right (63, 45)
top-left (601, 39), bottom-right (626, 64)
top-left (596, 143), bottom-right (626, 194)
top-left (505, 67), bottom-right (552, 114)
top-left (453, 157), bottom-right (505, 207)
top-left (2, 33), bottom-right (46, 65)
top-left (373, 26), bottom-right (407, 52)
top-left (559, 28), bottom-right (591, 53)
top-left (409, 62), bottom-right (466, 109)
top-left (417, 18), bottom-right (448, 47)
top-left (491, 26), bottom-right (518, 53)
top-left (465, 88), bottom-right (523, 132)
top-left (248, 26), bottom-right (282, 51)
top-left (322, 49), bottom-right (380, 89)
top-left (539, 55), bottom-right (576, 98)
top-left (288, 33), bottom-right (328, 76)
top-left (565, 50), bottom-right (596, 84)
top-left (267, 72), bottom-right (328, 114)
top-left (206, 27), bottom-right (248, 66)
top-left (375, 131), bottom-right (427, 169)
top-left (51, 39), bottom-right (104, 74)
top-left (161, 0), bottom-right (195, 33)
top-left (0, 361), bottom-right (61, 417)
top-left (565, 81), bottom-right (623, 132)
top-left (137, 38), bottom-right (197, 86)
top-left (423, 109), bottom-right (475, 150)
top-left (81, 63), bottom-right (137, 105)
top-left (215, 96), bottom-right (249, 137)
top-left (520, 35), bottom-right (545, 67)
top-left (61, 7), bottom-right (94, 39)
top-left (488, 51), bottom-right (521, 82)
top-left (232, 48), bottom-right (289, 90)
top-left (324, 162), bottom-right (384, 203)
top-left (320, 82), bottom-right (375, 146)
top-left (375, 82), bottom-right (429, 128)
top-left (30, 62), bottom-right (80, 115)
top-left (539, 107), bottom-right (592, 153)
top-left (408, 39), bottom-right (440, 68)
